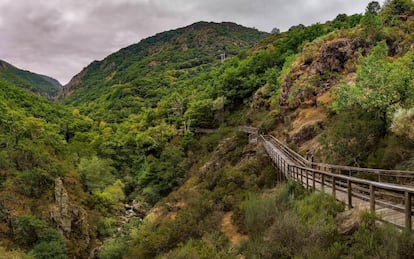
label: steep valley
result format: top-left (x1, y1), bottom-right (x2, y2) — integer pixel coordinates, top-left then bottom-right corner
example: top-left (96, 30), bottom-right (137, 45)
top-left (1, 1), bottom-right (414, 258)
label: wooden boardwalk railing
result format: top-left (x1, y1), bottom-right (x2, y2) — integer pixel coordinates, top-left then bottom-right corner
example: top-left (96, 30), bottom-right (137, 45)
top-left (259, 134), bottom-right (414, 230)
top-left (265, 134), bottom-right (414, 184)
top-left (236, 126), bottom-right (414, 230)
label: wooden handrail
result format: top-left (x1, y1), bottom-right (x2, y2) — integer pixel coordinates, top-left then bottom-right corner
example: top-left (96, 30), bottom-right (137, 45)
top-left (257, 134), bottom-right (414, 231)
top-left (262, 134), bottom-right (414, 183)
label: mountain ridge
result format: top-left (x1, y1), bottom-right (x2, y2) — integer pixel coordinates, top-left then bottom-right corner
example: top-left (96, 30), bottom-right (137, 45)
top-left (58, 21), bottom-right (268, 103)
top-left (0, 59), bottom-right (61, 99)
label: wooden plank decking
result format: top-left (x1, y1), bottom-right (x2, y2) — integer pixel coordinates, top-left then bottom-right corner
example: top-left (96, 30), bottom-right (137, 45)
top-left (238, 127), bottom-right (414, 230)
top-left (260, 135), bottom-right (414, 230)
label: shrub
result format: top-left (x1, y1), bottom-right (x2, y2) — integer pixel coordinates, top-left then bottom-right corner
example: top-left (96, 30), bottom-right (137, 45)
top-left (162, 233), bottom-right (230, 259)
top-left (390, 108), bottom-right (414, 142)
top-left (78, 156), bottom-right (115, 193)
top-left (240, 193), bottom-right (278, 235)
top-left (98, 238), bottom-right (128, 259)
top-left (29, 241), bottom-right (67, 259)
top-left (12, 215), bottom-right (48, 247)
top-left (97, 217), bottom-right (117, 238)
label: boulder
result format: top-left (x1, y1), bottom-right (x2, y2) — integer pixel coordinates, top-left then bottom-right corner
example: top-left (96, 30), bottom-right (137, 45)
top-left (335, 209), bottom-right (360, 235)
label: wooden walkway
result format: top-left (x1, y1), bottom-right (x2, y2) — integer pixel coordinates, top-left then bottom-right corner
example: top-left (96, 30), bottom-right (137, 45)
top-left (237, 127), bottom-right (414, 230)
top-left (260, 134), bottom-right (414, 230)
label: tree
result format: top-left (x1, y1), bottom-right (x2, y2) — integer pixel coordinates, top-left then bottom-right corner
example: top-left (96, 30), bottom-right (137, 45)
top-left (382, 0), bottom-right (414, 15)
top-left (366, 1), bottom-right (381, 15)
top-left (334, 43), bottom-right (414, 124)
top-left (78, 156), bottom-right (115, 192)
top-left (390, 108), bottom-right (414, 141)
top-left (361, 11), bottom-right (383, 41)
top-left (334, 13), bottom-right (348, 22)
top-left (288, 24), bottom-right (305, 31)
top-left (12, 215), bottom-right (48, 247)
top-left (29, 229), bottom-right (67, 259)
top-left (271, 27), bottom-right (280, 34)
top-left (30, 241), bottom-right (67, 259)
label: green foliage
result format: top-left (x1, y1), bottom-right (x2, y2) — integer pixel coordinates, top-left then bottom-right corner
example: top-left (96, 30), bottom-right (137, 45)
top-left (239, 183), bottom-right (343, 258)
top-left (3, 10), bottom-right (414, 258)
top-left (78, 156), bottom-right (115, 192)
top-left (98, 238), bottom-right (128, 259)
top-left (29, 241), bottom-right (67, 259)
top-left (240, 193), bottom-right (279, 235)
top-left (238, 183), bottom-right (414, 258)
top-left (28, 228), bottom-right (67, 259)
top-left (62, 22), bottom-right (267, 119)
top-left (333, 42), bottom-right (414, 125)
top-left (348, 211), bottom-right (405, 258)
top-left (391, 108), bottom-right (414, 141)
top-left (366, 135), bottom-right (411, 169)
top-left (366, 1), bottom-right (381, 15)
top-left (12, 215), bottom-right (48, 247)
top-left (129, 193), bottom-right (214, 258)
top-left (361, 12), bottom-right (383, 41)
top-left (92, 180), bottom-right (126, 214)
top-left (162, 233), bottom-right (231, 259)
top-left (321, 110), bottom-right (385, 166)
top-left (0, 60), bottom-right (61, 98)
top-left (382, 0), bottom-right (414, 21)
top-left (97, 217), bottom-right (117, 238)
top-left (296, 192), bottom-right (344, 225)
top-left (15, 169), bottom-right (54, 197)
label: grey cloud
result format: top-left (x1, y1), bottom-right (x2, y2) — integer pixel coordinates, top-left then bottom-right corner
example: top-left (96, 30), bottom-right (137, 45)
top-left (0, 0), bottom-right (373, 84)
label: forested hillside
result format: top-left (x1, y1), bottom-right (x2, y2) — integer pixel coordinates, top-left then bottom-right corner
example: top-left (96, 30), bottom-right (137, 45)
top-left (59, 22), bottom-right (267, 122)
top-left (1, 0), bottom-right (414, 258)
top-left (0, 78), bottom-right (106, 257)
top-left (0, 60), bottom-right (61, 99)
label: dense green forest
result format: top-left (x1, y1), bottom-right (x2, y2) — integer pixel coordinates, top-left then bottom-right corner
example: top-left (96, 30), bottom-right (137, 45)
top-left (0, 60), bottom-right (61, 99)
top-left (1, 0), bottom-right (414, 258)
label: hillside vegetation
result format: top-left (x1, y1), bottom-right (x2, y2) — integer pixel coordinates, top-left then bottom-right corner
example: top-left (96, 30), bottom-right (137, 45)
top-left (0, 60), bottom-right (61, 99)
top-left (1, 1), bottom-right (414, 258)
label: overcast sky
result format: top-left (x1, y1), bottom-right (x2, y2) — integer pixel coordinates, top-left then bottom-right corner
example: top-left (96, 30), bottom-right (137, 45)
top-left (0, 0), bottom-right (374, 84)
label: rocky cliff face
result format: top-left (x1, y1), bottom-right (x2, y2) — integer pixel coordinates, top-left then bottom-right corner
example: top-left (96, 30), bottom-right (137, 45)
top-left (50, 178), bottom-right (95, 257)
top-left (51, 178), bottom-right (72, 233)
top-left (279, 38), bottom-right (369, 109)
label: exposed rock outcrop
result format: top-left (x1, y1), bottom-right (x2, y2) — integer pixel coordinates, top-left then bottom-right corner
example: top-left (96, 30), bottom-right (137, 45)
top-left (252, 86), bottom-right (271, 111)
top-left (289, 121), bottom-right (323, 146)
top-left (51, 178), bottom-right (72, 234)
top-left (335, 209), bottom-right (361, 235)
top-left (279, 38), bottom-right (369, 109)
top-left (50, 178), bottom-right (92, 255)
top-left (132, 199), bottom-right (150, 218)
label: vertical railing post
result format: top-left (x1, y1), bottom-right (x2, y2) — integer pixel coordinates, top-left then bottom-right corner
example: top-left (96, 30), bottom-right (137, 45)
top-left (405, 191), bottom-right (412, 231)
top-left (370, 184), bottom-right (375, 212)
top-left (286, 165), bottom-right (292, 182)
top-left (312, 171), bottom-right (315, 191)
top-left (347, 180), bottom-right (352, 209)
top-left (300, 168), bottom-right (303, 186)
top-left (321, 174), bottom-right (325, 193)
top-left (277, 164), bottom-right (280, 182)
top-left (332, 177), bottom-right (336, 198)
top-left (295, 167), bottom-right (298, 181)
top-left (306, 169), bottom-right (309, 190)
top-left (297, 167), bottom-right (299, 181)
